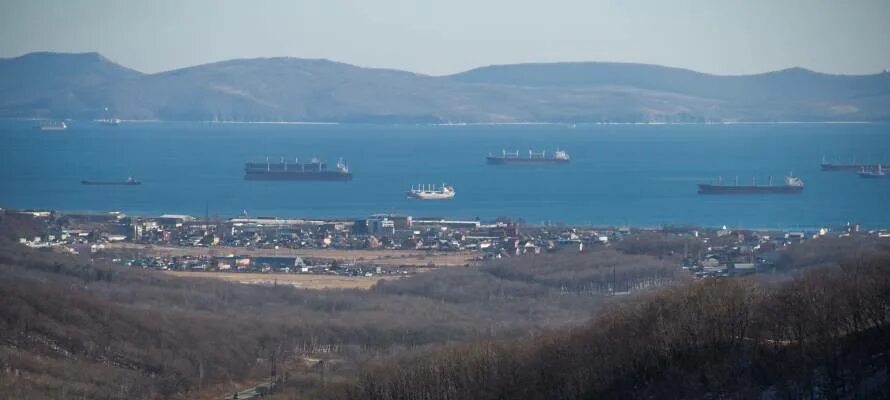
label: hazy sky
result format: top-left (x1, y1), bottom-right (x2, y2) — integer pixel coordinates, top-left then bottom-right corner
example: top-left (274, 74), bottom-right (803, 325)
top-left (1, 0), bottom-right (889, 76)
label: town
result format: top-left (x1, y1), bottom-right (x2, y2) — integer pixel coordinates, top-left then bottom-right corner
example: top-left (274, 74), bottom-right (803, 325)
top-left (6, 207), bottom-right (889, 284)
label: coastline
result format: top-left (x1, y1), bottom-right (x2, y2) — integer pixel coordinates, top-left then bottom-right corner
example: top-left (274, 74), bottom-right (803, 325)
top-left (5, 206), bottom-right (886, 233)
top-left (3, 117), bottom-right (886, 126)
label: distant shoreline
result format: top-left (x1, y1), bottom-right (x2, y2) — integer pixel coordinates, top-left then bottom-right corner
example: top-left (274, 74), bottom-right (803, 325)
top-left (3, 118), bottom-right (884, 126)
top-left (4, 207), bottom-right (885, 233)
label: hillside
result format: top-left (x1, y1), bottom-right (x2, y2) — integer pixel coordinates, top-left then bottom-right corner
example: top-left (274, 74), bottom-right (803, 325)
top-left (340, 261), bottom-right (890, 400)
top-left (0, 213), bottom-right (683, 399)
top-left (2, 212), bottom-right (889, 399)
top-left (0, 52), bottom-right (142, 120)
top-left (1, 52), bottom-right (889, 122)
top-left (452, 63), bottom-right (890, 122)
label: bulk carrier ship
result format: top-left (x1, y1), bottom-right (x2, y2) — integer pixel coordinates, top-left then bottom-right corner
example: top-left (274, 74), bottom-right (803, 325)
top-left (698, 175), bottom-right (804, 194)
top-left (486, 149), bottom-right (570, 165)
top-left (244, 157), bottom-right (352, 181)
top-left (82, 176), bottom-right (141, 185)
top-left (820, 157), bottom-right (885, 171)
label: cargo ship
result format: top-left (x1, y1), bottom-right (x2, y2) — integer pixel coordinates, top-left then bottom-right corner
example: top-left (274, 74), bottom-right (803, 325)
top-left (95, 118), bottom-right (121, 125)
top-left (244, 157), bottom-right (352, 181)
top-left (486, 149), bottom-right (570, 165)
top-left (859, 164), bottom-right (889, 179)
top-left (820, 157), bottom-right (884, 171)
top-left (407, 184), bottom-right (455, 200)
top-left (82, 176), bottom-right (141, 185)
top-left (698, 175), bottom-right (804, 194)
top-left (35, 121), bottom-right (67, 131)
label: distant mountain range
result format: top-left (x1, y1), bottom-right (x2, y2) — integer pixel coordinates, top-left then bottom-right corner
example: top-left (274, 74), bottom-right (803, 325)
top-left (2, 51), bottom-right (889, 123)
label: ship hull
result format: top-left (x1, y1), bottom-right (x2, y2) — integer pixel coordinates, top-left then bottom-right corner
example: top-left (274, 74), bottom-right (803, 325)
top-left (406, 193), bottom-right (454, 200)
top-left (245, 171), bottom-right (352, 181)
top-left (697, 184), bottom-right (803, 194)
top-left (486, 157), bottom-right (569, 165)
top-left (859, 173), bottom-right (890, 179)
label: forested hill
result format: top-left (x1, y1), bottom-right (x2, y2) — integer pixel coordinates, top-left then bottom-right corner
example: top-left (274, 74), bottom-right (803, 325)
top-left (2, 52), bottom-right (889, 123)
top-left (343, 252), bottom-right (890, 400)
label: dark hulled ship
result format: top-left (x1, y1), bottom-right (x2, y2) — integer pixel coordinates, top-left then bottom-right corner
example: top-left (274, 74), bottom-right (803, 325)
top-left (820, 157), bottom-right (885, 171)
top-left (486, 149), bottom-right (570, 165)
top-left (244, 157), bottom-right (352, 181)
top-left (698, 175), bottom-right (804, 195)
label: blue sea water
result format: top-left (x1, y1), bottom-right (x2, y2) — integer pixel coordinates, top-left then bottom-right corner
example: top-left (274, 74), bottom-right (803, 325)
top-left (1, 121), bottom-right (889, 229)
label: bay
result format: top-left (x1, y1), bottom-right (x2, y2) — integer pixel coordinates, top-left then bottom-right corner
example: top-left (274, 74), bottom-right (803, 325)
top-left (1, 121), bottom-right (889, 229)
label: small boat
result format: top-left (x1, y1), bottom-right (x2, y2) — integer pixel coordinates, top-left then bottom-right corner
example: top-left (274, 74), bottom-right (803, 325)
top-left (859, 164), bottom-right (890, 179)
top-left (82, 176), bottom-right (141, 185)
top-left (407, 184), bottom-right (455, 200)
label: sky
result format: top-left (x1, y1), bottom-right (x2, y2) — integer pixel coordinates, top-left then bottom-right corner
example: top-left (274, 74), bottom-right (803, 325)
top-left (1, 0), bottom-right (889, 76)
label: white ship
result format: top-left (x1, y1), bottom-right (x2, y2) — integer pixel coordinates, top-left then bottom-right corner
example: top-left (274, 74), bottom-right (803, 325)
top-left (95, 118), bottom-right (121, 125)
top-left (407, 184), bottom-right (455, 200)
top-left (37, 121), bottom-right (67, 131)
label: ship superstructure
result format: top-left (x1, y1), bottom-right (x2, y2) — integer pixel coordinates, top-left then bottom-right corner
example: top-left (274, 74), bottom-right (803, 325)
top-left (859, 164), bottom-right (889, 179)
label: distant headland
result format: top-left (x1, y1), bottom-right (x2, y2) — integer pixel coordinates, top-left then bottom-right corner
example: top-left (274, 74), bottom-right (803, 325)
top-left (1, 51), bottom-right (889, 123)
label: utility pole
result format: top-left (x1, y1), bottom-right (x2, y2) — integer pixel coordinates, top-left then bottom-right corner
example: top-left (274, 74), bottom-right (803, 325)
top-left (319, 360), bottom-right (326, 389)
top-left (270, 353), bottom-right (276, 383)
top-left (683, 239), bottom-right (689, 260)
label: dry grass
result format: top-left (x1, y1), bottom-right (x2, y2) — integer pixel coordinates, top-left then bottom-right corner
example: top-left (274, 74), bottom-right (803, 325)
top-left (164, 270), bottom-right (384, 290)
top-left (105, 243), bottom-right (478, 266)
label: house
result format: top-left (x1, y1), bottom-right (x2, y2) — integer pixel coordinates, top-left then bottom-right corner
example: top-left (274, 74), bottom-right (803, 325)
top-left (157, 214), bottom-right (195, 228)
top-left (732, 263), bottom-right (757, 276)
top-left (701, 257), bottom-right (720, 268)
top-left (235, 257), bottom-right (251, 269)
top-left (523, 241), bottom-right (541, 255)
top-left (106, 234), bottom-right (128, 242)
top-left (366, 215), bottom-right (397, 236)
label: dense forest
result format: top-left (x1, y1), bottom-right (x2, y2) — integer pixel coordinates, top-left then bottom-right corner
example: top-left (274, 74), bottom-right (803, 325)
top-left (1, 213), bottom-right (888, 399)
top-left (341, 261), bottom-right (890, 399)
